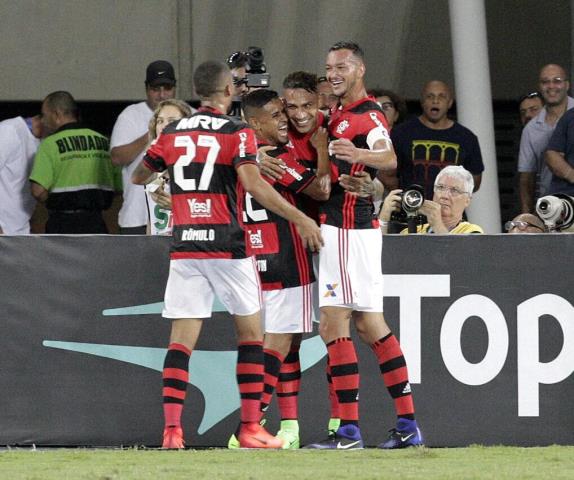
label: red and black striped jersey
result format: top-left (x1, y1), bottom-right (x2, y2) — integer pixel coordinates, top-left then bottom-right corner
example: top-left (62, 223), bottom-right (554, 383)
top-left (321, 97), bottom-right (390, 229)
top-left (144, 106), bottom-right (257, 259)
top-left (244, 143), bottom-right (316, 290)
top-left (287, 111), bottom-right (328, 223)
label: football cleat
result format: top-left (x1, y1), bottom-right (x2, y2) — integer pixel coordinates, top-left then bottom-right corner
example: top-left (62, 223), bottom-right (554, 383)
top-left (303, 424), bottom-right (363, 450)
top-left (276, 420), bottom-right (300, 449)
top-left (162, 426), bottom-right (184, 449)
top-left (378, 419), bottom-right (424, 449)
top-left (227, 433), bottom-right (240, 449)
top-left (238, 422), bottom-right (284, 449)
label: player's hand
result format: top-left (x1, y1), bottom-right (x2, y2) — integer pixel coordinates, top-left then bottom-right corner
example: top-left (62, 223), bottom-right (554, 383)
top-left (258, 145), bottom-right (285, 180)
top-left (379, 189), bottom-right (402, 222)
top-left (329, 138), bottom-right (361, 164)
top-left (338, 171), bottom-right (373, 197)
top-left (295, 216), bottom-right (324, 253)
top-left (310, 127), bottom-right (328, 152)
top-left (150, 185), bottom-right (172, 210)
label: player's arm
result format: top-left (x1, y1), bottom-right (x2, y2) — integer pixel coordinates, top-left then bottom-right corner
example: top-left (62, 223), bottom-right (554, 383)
top-left (310, 126), bottom-right (331, 195)
top-left (329, 136), bottom-right (397, 170)
top-left (545, 149), bottom-right (574, 184)
top-left (238, 163), bottom-right (324, 251)
top-left (111, 132), bottom-right (149, 167)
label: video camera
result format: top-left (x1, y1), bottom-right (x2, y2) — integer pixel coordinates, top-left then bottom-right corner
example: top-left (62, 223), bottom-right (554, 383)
top-left (535, 193), bottom-right (574, 232)
top-left (227, 46), bottom-right (270, 89)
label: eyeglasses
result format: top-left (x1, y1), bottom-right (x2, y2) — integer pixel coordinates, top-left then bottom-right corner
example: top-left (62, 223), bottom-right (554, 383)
top-left (518, 91), bottom-right (542, 103)
top-left (504, 220), bottom-right (544, 232)
top-left (434, 184), bottom-right (468, 197)
top-left (540, 77), bottom-right (567, 87)
top-left (380, 101), bottom-right (396, 111)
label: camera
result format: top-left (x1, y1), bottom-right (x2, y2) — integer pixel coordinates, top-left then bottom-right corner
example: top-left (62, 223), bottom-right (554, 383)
top-left (535, 193), bottom-right (574, 232)
top-left (400, 185), bottom-right (425, 216)
top-left (245, 46), bottom-right (270, 88)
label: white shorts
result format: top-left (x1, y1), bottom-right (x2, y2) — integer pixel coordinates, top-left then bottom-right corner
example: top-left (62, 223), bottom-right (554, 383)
top-left (318, 224), bottom-right (383, 311)
top-left (163, 257), bottom-right (262, 319)
top-left (263, 283), bottom-right (315, 334)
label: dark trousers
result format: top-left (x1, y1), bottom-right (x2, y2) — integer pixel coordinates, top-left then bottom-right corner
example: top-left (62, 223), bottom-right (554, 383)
top-left (119, 225), bottom-right (147, 235)
top-left (45, 211), bottom-right (108, 234)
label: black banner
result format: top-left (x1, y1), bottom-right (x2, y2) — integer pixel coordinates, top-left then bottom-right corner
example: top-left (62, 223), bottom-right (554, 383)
top-left (0, 235), bottom-right (572, 447)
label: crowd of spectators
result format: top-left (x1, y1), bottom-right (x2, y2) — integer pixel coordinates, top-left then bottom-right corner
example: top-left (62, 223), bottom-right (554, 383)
top-left (2, 56), bottom-right (573, 236)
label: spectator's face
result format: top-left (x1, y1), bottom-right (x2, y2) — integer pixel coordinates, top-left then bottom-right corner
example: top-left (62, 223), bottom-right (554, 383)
top-left (155, 105), bottom-right (185, 138)
top-left (420, 81), bottom-right (453, 124)
top-left (539, 65), bottom-right (569, 107)
top-left (283, 88), bottom-right (319, 134)
top-left (506, 214), bottom-right (545, 233)
top-left (257, 98), bottom-right (289, 145)
top-left (317, 80), bottom-right (338, 112)
top-left (146, 84), bottom-right (176, 111)
top-left (231, 66), bottom-right (249, 98)
top-left (325, 49), bottom-right (365, 99)
top-left (519, 97), bottom-right (543, 126)
top-left (433, 175), bottom-right (470, 222)
top-left (377, 95), bottom-right (399, 129)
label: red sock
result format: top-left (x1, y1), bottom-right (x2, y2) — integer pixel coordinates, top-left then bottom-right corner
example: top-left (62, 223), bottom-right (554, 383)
top-left (372, 333), bottom-right (415, 419)
top-left (277, 345), bottom-right (301, 420)
top-left (162, 343), bottom-right (191, 427)
top-left (260, 349), bottom-right (284, 414)
top-left (237, 341), bottom-right (264, 423)
top-left (327, 337), bottom-right (359, 424)
top-left (326, 363), bottom-right (340, 419)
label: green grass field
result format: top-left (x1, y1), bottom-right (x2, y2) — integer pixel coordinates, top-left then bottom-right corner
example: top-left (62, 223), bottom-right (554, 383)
top-left (1, 445), bottom-right (573, 480)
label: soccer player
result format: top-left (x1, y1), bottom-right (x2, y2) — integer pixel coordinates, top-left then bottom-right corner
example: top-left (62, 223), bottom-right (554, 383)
top-left (258, 72), bottom-right (342, 434)
top-left (132, 60), bottom-right (323, 449)
top-left (231, 88), bottom-right (330, 449)
top-left (306, 41), bottom-right (423, 450)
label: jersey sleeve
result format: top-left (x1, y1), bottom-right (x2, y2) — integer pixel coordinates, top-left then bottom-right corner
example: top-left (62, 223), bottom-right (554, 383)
top-left (143, 135), bottom-right (167, 172)
top-left (364, 110), bottom-right (391, 150)
top-left (233, 127), bottom-right (258, 169)
top-left (271, 148), bottom-right (315, 194)
top-left (29, 140), bottom-right (55, 189)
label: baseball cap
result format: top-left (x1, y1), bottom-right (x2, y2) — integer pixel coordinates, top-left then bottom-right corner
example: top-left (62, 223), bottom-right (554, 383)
top-left (146, 60), bottom-right (176, 87)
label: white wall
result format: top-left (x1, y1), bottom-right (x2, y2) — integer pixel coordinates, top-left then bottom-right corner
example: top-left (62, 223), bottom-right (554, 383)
top-left (0, 0), bottom-right (570, 101)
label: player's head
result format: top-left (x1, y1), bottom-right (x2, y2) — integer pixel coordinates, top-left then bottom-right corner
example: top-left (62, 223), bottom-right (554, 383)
top-left (325, 41), bottom-right (366, 100)
top-left (243, 89), bottom-right (289, 146)
top-left (420, 80), bottom-right (453, 124)
top-left (193, 61), bottom-right (234, 111)
top-left (282, 71), bottom-right (320, 135)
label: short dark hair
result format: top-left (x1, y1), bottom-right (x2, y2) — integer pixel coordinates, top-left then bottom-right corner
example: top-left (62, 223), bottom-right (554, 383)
top-left (329, 41), bottom-right (364, 60)
top-left (193, 61), bottom-right (229, 98)
top-left (43, 91), bottom-right (78, 119)
top-left (242, 89), bottom-right (280, 119)
top-left (282, 71), bottom-right (318, 93)
top-left (367, 87), bottom-right (408, 125)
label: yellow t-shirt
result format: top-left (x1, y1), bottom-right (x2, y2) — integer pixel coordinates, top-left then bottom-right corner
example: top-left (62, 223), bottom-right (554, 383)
top-left (400, 221), bottom-right (483, 234)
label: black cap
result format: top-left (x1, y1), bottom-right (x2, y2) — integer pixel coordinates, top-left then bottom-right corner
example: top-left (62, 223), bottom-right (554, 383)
top-left (145, 60), bottom-right (176, 87)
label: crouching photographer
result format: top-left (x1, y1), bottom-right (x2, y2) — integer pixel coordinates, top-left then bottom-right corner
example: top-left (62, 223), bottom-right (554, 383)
top-left (379, 165), bottom-right (483, 234)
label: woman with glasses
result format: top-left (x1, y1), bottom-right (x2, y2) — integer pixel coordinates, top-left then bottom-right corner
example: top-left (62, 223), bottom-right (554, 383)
top-left (379, 165), bottom-right (483, 234)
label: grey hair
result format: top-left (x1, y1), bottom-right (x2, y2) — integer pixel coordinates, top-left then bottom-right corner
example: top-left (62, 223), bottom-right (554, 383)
top-left (435, 165), bottom-right (474, 195)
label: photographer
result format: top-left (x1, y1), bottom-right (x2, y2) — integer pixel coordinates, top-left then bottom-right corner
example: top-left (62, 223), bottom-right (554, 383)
top-left (379, 165), bottom-right (483, 234)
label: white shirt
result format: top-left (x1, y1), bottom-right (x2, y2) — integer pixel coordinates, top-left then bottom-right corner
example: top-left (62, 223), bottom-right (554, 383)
top-left (110, 101), bottom-right (153, 228)
top-left (0, 117), bottom-right (40, 234)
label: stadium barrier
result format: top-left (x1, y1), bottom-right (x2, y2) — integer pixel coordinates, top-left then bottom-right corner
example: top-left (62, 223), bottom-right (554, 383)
top-left (0, 235), bottom-right (572, 447)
